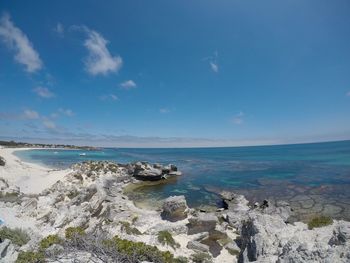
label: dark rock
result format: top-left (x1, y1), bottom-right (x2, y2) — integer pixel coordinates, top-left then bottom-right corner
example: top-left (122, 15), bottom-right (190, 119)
top-left (0, 156), bottom-right (5, 166)
top-left (187, 214), bottom-right (218, 235)
top-left (161, 195), bottom-right (188, 222)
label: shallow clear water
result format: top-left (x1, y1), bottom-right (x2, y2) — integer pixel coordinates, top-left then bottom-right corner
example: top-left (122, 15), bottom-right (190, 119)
top-left (15, 140), bottom-right (350, 220)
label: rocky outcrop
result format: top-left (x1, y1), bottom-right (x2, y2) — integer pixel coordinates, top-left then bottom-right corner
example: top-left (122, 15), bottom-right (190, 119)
top-left (133, 162), bottom-right (182, 181)
top-left (0, 178), bottom-right (20, 202)
top-left (161, 195), bottom-right (188, 222)
top-left (71, 161), bottom-right (182, 182)
top-left (218, 192), bottom-right (350, 263)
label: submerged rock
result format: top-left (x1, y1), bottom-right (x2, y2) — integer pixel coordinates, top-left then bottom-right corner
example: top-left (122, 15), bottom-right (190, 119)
top-left (161, 195), bottom-right (188, 222)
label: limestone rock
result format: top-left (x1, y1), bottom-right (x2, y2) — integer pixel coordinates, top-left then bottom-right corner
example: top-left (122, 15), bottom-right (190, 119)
top-left (187, 213), bottom-right (218, 235)
top-left (187, 240), bottom-right (210, 252)
top-left (161, 195), bottom-right (188, 222)
top-left (0, 239), bottom-right (17, 263)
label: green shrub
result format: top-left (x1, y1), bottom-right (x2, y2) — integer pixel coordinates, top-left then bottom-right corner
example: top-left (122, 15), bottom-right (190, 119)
top-left (65, 226), bottom-right (85, 239)
top-left (39, 234), bottom-right (62, 250)
top-left (0, 227), bottom-right (30, 246)
top-left (131, 215), bottom-right (138, 224)
top-left (227, 248), bottom-right (240, 257)
top-left (0, 192), bottom-right (20, 203)
top-left (173, 256), bottom-right (189, 263)
top-left (120, 221), bottom-right (142, 235)
top-left (15, 251), bottom-right (45, 263)
top-left (104, 235), bottom-right (177, 262)
top-left (191, 252), bottom-right (212, 263)
top-left (308, 215), bottom-right (333, 230)
top-left (157, 230), bottom-right (180, 249)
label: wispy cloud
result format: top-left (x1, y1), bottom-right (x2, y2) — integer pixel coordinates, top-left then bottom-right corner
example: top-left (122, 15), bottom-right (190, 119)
top-left (99, 94), bottom-right (118, 101)
top-left (203, 51), bottom-right (219, 73)
top-left (0, 13), bottom-right (42, 73)
top-left (54, 22), bottom-right (64, 37)
top-left (159, 108), bottom-right (170, 114)
top-left (120, 80), bottom-right (137, 90)
top-left (210, 62), bottom-right (219, 73)
top-left (58, 108), bottom-right (74, 117)
top-left (346, 91), bottom-right (350, 97)
top-left (42, 119), bottom-right (56, 130)
top-left (33, 86), bottom-right (55, 98)
top-left (81, 27), bottom-right (122, 76)
top-left (231, 111), bottom-right (244, 125)
top-left (23, 109), bottom-right (40, 120)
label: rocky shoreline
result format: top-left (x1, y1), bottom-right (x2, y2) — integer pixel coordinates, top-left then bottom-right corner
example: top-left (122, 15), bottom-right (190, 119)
top-left (1, 159), bottom-right (350, 262)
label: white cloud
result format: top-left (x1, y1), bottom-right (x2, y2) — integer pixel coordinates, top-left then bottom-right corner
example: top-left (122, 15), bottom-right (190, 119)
top-left (99, 94), bottom-right (119, 101)
top-left (83, 28), bottom-right (122, 76)
top-left (23, 109), bottom-right (39, 119)
top-left (210, 62), bottom-right (219, 73)
top-left (54, 23), bottom-right (64, 37)
top-left (33, 86), bottom-right (55, 98)
top-left (42, 119), bottom-right (56, 130)
top-left (0, 13), bottom-right (42, 73)
top-left (231, 111), bottom-right (244, 125)
top-left (159, 108), bottom-right (170, 114)
top-left (58, 108), bottom-right (74, 117)
top-left (120, 80), bottom-right (137, 90)
top-left (346, 91), bottom-right (350, 97)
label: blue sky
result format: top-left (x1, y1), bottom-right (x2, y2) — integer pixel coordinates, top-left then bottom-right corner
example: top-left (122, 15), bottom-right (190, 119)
top-left (0, 0), bottom-right (350, 147)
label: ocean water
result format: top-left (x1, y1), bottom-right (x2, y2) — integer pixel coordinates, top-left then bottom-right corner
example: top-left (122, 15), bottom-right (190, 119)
top-left (15, 140), bottom-right (350, 220)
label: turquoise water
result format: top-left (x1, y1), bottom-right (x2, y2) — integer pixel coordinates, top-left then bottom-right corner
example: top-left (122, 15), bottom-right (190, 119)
top-left (15, 140), bottom-right (350, 219)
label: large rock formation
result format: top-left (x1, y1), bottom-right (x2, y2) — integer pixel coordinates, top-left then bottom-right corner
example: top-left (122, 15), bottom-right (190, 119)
top-left (133, 162), bottom-right (181, 181)
top-left (161, 195), bottom-right (188, 222)
top-left (219, 191), bottom-right (350, 263)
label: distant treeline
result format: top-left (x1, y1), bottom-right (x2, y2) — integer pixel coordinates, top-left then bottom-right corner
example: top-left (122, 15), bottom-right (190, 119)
top-left (0, 140), bottom-right (98, 150)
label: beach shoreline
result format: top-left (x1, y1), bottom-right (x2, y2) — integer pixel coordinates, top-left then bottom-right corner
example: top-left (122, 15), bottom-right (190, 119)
top-left (0, 146), bottom-right (71, 194)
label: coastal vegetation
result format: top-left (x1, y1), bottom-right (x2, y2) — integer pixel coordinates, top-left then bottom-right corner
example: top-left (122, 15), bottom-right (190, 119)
top-left (39, 234), bottom-right (62, 250)
top-left (119, 221), bottom-right (142, 235)
top-left (157, 230), bottom-right (180, 249)
top-left (191, 252), bottom-right (212, 263)
top-left (307, 215), bottom-right (333, 230)
top-left (15, 231), bottom-right (184, 263)
top-left (0, 227), bottom-right (30, 246)
top-left (0, 140), bottom-right (96, 150)
top-left (15, 251), bottom-right (45, 263)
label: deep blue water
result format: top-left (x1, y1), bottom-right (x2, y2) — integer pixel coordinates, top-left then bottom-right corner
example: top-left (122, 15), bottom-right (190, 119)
top-left (14, 140), bottom-right (350, 215)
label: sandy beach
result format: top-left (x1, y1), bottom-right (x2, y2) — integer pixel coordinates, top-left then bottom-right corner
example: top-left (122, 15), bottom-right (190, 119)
top-left (0, 147), bottom-right (70, 194)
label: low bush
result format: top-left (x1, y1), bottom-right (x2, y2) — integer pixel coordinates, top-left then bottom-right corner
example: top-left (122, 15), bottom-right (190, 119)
top-left (191, 252), bottom-right (212, 263)
top-left (65, 226), bottom-right (85, 239)
top-left (0, 227), bottom-right (30, 246)
top-left (39, 234), bottom-right (62, 250)
top-left (120, 221), bottom-right (142, 235)
top-left (15, 251), bottom-right (45, 263)
top-left (308, 215), bottom-right (333, 230)
top-left (157, 230), bottom-right (180, 249)
top-left (105, 235), bottom-right (177, 262)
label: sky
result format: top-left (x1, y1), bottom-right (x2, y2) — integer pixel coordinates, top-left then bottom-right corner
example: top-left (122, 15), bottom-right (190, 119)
top-left (0, 0), bottom-right (350, 147)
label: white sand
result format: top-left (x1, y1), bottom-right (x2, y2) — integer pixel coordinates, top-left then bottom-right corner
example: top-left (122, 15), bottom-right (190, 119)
top-left (0, 147), bottom-right (70, 194)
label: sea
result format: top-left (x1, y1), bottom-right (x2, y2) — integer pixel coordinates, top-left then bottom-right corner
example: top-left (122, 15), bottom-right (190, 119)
top-left (14, 140), bottom-right (350, 221)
